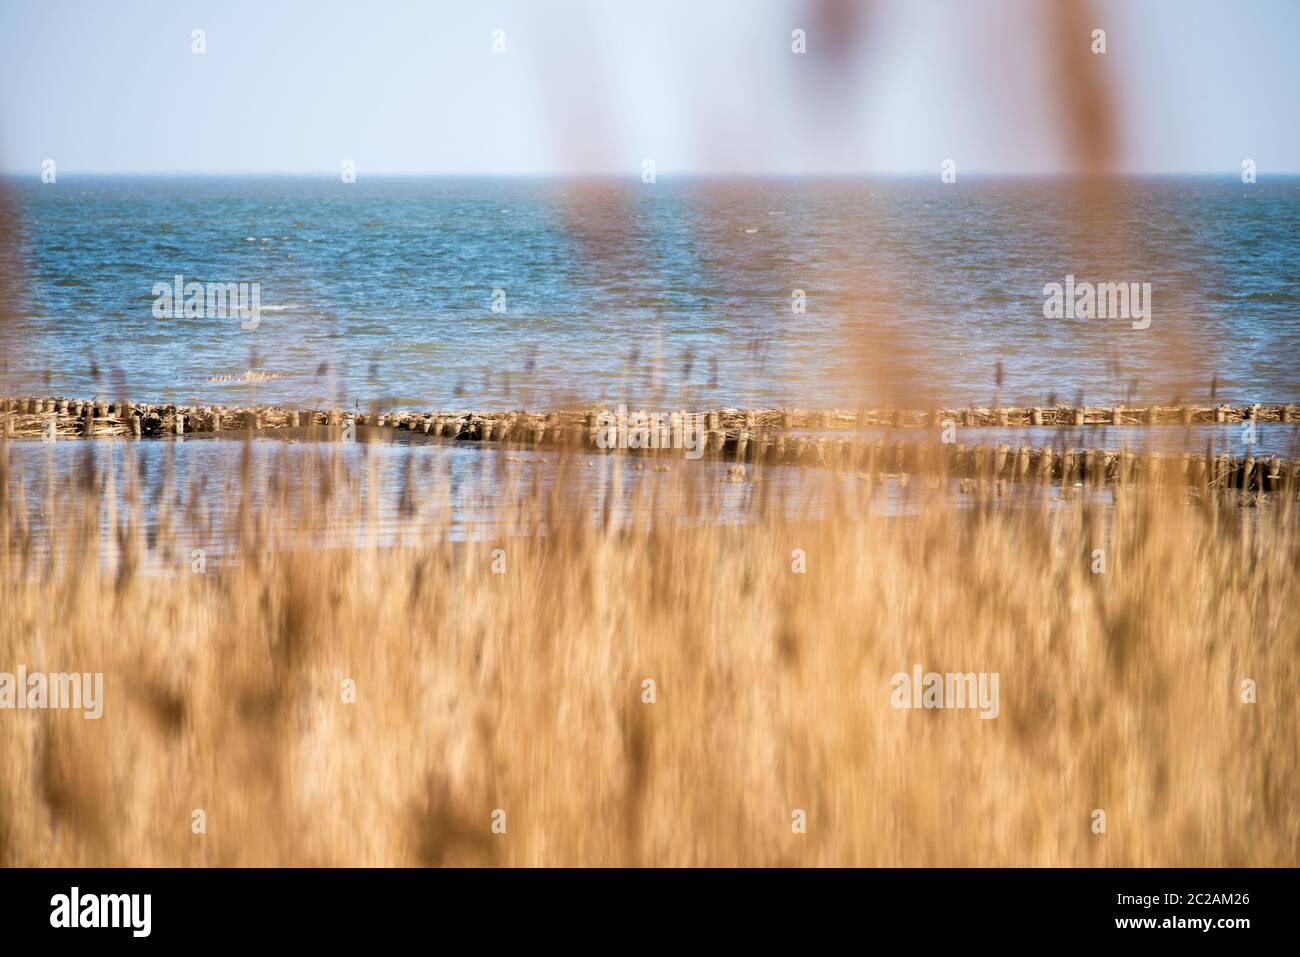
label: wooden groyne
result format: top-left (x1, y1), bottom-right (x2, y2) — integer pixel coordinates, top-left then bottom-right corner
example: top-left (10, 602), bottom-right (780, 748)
top-left (737, 402), bottom-right (1295, 428)
top-left (2, 396), bottom-right (1296, 440)
top-left (2, 396), bottom-right (1297, 494)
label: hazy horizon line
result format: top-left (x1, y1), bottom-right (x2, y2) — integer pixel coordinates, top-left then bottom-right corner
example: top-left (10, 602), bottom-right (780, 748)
top-left (5, 169), bottom-right (1297, 180)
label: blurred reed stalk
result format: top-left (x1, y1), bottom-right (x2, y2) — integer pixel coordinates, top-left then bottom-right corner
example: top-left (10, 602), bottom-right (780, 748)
top-left (1, 442), bottom-right (1295, 866)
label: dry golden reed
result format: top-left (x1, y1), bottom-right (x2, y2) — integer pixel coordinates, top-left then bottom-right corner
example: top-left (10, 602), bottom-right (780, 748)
top-left (0, 444), bottom-right (1296, 867)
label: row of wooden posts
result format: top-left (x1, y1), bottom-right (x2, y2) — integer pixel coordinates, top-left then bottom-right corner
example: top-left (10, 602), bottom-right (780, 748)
top-left (1, 397), bottom-right (1296, 493)
top-left (2, 397), bottom-right (1296, 434)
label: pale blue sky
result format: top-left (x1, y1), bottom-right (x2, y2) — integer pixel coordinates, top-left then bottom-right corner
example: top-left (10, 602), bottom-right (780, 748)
top-left (1, 0), bottom-right (1297, 175)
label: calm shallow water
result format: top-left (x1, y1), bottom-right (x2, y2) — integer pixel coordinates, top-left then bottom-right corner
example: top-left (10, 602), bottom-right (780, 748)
top-left (850, 421), bottom-right (1300, 458)
top-left (3, 175), bottom-right (1298, 410)
top-left (0, 431), bottom-right (1133, 567)
top-left (6, 421), bottom-right (1288, 568)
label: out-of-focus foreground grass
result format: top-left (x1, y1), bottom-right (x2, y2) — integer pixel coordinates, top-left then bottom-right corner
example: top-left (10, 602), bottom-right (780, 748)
top-left (0, 444), bottom-right (1295, 866)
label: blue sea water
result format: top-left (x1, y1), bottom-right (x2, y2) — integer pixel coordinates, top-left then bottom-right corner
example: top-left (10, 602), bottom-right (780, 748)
top-left (2, 175), bottom-right (1297, 410)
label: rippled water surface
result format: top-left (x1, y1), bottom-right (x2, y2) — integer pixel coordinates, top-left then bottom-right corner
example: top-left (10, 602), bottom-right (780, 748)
top-left (3, 176), bottom-right (1297, 409)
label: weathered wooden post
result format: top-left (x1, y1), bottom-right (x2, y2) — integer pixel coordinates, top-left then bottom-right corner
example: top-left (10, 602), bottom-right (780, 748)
top-left (1073, 409), bottom-right (1085, 426)
top-left (1119, 449), bottom-right (1135, 485)
top-left (1030, 407), bottom-right (1043, 426)
top-left (82, 405), bottom-right (95, 436)
top-left (1265, 456), bottom-right (1282, 493)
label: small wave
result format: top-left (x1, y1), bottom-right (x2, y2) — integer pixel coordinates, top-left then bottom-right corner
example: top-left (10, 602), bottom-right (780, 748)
top-left (207, 370), bottom-right (283, 383)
